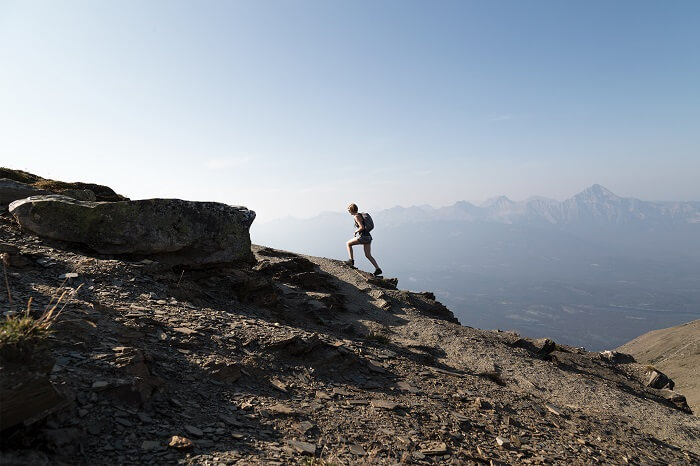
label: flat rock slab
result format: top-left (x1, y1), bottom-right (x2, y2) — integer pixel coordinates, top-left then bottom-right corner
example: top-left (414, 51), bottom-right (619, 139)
top-left (421, 442), bottom-right (448, 455)
top-left (267, 403), bottom-right (296, 415)
top-left (545, 402), bottom-right (564, 416)
top-left (370, 399), bottom-right (402, 410)
top-left (287, 440), bottom-right (316, 455)
top-left (184, 425), bottom-right (203, 437)
top-left (348, 443), bottom-right (366, 456)
top-left (9, 195), bottom-right (255, 266)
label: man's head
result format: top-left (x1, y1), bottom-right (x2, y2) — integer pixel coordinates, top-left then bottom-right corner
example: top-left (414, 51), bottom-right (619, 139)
top-left (347, 203), bottom-right (358, 215)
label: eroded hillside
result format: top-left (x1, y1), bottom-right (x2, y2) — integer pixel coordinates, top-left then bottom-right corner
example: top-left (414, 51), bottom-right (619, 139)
top-left (1, 207), bottom-right (700, 465)
top-left (618, 320), bottom-right (700, 415)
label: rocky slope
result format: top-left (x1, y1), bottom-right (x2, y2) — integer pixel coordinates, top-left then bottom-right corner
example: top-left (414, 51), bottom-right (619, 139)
top-left (618, 320), bottom-right (700, 415)
top-left (1, 176), bottom-right (699, 464)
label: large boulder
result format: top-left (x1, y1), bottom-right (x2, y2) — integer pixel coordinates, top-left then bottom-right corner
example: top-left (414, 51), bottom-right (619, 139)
top-left (9, 195), bottom-right (256, 266)
top-left (0, 178), bottom-right (50, 207)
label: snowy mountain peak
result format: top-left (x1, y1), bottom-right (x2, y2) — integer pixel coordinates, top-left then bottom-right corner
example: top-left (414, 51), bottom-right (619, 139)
top-left (576, 184), bottom-right (620, 202)
top-left (482, 195), bottom-right (516, 209)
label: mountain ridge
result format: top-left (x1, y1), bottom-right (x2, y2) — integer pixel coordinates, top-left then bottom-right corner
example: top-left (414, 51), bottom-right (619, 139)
top-left (2, 211), bottom-right (699, 464)
top-left (258, 185), bottom-right (700, 228)
top-left (1, 169), bottom-right (700, 464)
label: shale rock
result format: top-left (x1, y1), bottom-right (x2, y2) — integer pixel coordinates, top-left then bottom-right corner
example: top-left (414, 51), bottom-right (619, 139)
top-left (9, 195), bottom-right (255, 266)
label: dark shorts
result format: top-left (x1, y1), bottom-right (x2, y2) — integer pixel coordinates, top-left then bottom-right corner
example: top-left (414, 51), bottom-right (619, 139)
top-left (356, 234), bottom-right (372, 244)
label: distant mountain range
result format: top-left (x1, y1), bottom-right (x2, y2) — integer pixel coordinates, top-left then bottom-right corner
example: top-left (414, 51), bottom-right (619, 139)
top-left (377, 184), bottom-right (700, 228)
top-left (254, 184), bottom-right (700, 262)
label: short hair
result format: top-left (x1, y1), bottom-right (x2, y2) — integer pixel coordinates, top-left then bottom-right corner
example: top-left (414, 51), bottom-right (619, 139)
top-left (347, 203), bottom-right (358, 214)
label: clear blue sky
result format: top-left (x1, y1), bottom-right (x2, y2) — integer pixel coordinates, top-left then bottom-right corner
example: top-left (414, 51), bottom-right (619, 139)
top-left (1, 1), bottom-right (699, 222)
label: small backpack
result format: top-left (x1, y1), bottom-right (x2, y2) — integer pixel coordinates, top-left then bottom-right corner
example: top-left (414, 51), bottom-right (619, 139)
top-left (360, 212), bottom-right (374, 232)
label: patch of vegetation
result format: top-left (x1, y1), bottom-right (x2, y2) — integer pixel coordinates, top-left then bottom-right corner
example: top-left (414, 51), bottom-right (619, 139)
top-left (0, 167), bottom-right (44, 184)
top-left (0, 290), bottom-right (73, 351)
top-left (32, 180), bottom-right (126, 202)
top-left (1, 262), bottom-right (82, 358)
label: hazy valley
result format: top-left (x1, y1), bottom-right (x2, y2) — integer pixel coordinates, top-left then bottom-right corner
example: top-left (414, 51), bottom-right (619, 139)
top-left (254, 185), bottom-right (700, 351)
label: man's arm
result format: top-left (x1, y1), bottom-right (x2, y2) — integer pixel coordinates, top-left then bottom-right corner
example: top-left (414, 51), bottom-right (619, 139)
top-left (354, 214), bottom-right (365, 234)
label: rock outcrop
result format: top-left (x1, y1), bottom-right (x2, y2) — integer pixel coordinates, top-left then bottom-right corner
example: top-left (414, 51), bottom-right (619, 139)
top-left (618, 319), bottom-right (700, 414)
top-left (0, 179), bottom-right (50, 208)
top-left (9, 196), bottom-right (256, 267)
top-left (0, 167), bottom-right (128, 203)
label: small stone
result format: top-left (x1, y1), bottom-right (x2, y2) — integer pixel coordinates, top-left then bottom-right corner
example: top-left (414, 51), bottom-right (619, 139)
top-left (348, 443), bottom-right (366, 456)
top-left (115, 417), bottom-right (133, 427)
top-left (647, 370), bottom-right (673, 390)
top-left (496, 436), bottom-right (510, 448)
top-left (270, 378), bottom-right (288, 393)
top-left (371, 399), bottom-right (401, 410)
top-left (347, 399), bottom-right (369, 406)
top-left (396, 381), bottom-right (420, 393)
top-left (474, 397), bottom-right (491, 410)
top-left (545, 403), bottom-right (563, 416)
top-left (287, 440), bottom-right (316, 456)
top-left (219, 414), bottom-right (243, 427)
top-left (296, 421), bottom-right (314, 434)
top-left (173, 327), bottom-right (198, 335)
top-left (421, 442), bottom-right (448, 455)
top-left (184, 425), bottom-right (203, 437)
top-left (315, 391), bottom-right (331, 400)
top-left (59, 272), bottom-right (79, 279)
top-left (92, 381), bottom-right (109, 390)
top-left (534, 338), bottom-right (556, 354)
top-left (169, 435), bottom-right (194, 450)
top-left (332, 387), bottom-right (351, 397)
top-left (599, 351), bottom-right (634, 363)
top-left (86, 422), bottom-right (102, 435)
top-left (204, 361), bottom-right (242, 384)
top-left (268, 403), bottom-right (295, 415)
top-left (141, 440), bottom-right (160, 450)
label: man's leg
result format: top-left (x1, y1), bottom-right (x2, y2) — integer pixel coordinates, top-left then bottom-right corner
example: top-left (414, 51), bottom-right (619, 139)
top-left (363, 243), bottom-right (380, 269)
top-left (347, 238), bottom-right (360, 260)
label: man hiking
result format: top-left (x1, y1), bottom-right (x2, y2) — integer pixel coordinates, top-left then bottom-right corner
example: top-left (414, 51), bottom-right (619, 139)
top-left (345, 203), bottom-right (382, 276)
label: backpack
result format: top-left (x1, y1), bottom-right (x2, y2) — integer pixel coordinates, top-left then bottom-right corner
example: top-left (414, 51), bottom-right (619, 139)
top-left (360, 212), bottom-right (374, 232)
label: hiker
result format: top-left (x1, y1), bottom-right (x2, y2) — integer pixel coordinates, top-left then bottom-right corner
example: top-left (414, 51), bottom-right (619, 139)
top-left (345, 203), bottom-right (382, 276)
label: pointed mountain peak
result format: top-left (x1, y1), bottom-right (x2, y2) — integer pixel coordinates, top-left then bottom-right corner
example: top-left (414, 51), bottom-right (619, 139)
top-left (576, 184), bottom-right (619, 200)
top-left (453, 200), bottom-right (479, 209)
top-left (482, 195), bottom-right (515, 208)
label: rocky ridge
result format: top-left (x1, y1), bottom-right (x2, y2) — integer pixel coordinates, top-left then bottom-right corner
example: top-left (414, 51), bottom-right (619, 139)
top-left (618, 319), bottom-right (700, 415)
top-left (1, 172), bottom-right (700, 465)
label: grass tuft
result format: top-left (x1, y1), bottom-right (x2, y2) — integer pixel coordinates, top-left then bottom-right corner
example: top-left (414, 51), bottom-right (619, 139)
top-left (1, 279), bottom-right (82, 355)
top-left (1, 297), bottom-right (60, 348)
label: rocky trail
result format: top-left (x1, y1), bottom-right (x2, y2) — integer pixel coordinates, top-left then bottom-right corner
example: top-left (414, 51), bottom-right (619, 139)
top-left (1, 194), bottom-right (700, 464)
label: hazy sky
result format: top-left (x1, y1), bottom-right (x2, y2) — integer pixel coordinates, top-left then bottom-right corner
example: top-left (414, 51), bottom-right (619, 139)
top-left (2, 1), bottom-right (699, 222)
